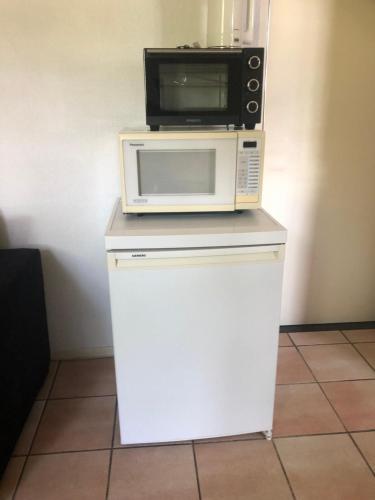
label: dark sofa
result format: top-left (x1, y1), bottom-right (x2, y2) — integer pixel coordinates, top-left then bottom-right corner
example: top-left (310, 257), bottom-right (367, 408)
top-left (0, 249), bottom-right (50, 476)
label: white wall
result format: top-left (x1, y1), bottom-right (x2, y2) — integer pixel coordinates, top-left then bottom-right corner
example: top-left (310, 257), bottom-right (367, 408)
top-left (1, 0), bottom-right (374, 356)
top-left (0, 0), bottom-right (207, 357)
top-left (263, 0), bottom-right (375, 324)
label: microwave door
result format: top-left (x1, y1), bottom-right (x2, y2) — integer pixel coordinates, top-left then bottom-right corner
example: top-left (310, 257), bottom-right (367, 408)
top-left (122, 137), bottom-right (237, 213)
top-left (145, 52), bottom-right (242, 128)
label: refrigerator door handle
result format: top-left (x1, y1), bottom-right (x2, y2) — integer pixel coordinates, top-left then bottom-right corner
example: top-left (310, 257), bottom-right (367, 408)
top-left (108, 245), bottom-right (284, 269)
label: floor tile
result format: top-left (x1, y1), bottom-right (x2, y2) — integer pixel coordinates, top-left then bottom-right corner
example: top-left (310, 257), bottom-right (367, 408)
top-left (195, 440), bottom-right (293, 500)
top-left (273, 384), bottom-right (344, 437)
top-left (275, 434), bottom-right (375, 500)
top-left (299, 344), bottom-right (375, 381)
top-left (351, 431), bottom-right (375, 472)
top-left (279, 333), bottom-right (293, 347)
top-left (14, 451), bottom-right (109, 500)
top-left (50, 358), bottom-right (116, 398)
top-left (289, 330), bottom-right (347, 346)
top-left (276, 347), bottom-right (315, 384)
top-left (0, 456), bottom-right (25, 500)
top-left (354, 343), bottom-right (375, 368)
top-left (321, 380), bottom-right (375, 431)
top-left (31, 396), bottom-right (115, 453)
top-left (36, 361), bottom-right (59, 400)
top-left (13, 401), bottom-right (45, 456)
top-left (343, 329), bottom-right (375, 343)
top-left (108, 445), bottom-right (198, 500)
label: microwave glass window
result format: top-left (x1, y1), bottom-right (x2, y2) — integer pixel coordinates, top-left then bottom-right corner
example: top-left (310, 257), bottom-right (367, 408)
top-left (159, 64), bottom-right (228, 112)
top-left (137, 150), bottom-right (216, 196)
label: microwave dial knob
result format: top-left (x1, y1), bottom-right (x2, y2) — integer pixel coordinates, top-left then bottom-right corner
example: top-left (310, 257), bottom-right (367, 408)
top-left (248, 56), bottom-right (261, 69)
top-left (246, 101), bottom-right (259, 114)
top-left (247, 79), bottom-right (260, 92)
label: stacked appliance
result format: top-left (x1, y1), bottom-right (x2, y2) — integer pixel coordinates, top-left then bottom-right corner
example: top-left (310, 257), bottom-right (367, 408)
top-left (106, 0), bottom-right (286, 445)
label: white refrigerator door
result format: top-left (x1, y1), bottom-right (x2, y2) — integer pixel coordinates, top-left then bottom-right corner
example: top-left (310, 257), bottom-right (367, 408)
top-left (108, 245), bottom-right (284, 444)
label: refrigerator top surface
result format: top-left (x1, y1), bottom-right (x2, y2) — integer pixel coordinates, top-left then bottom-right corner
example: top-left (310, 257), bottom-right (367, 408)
top-left (105, 199), bottom-right (287, 250)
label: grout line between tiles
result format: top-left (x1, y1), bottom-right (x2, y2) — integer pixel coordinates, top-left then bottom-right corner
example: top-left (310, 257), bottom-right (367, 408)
top-left (105, 398), bottom-right (117, 500)
top-left (271, 439), bottom-right (296, 500)
top-left (295, 340), bottom-right (374, 382)
top-left (27, 447), bottom-right (113, 457)
top-left (316, 382), bottom-right (349, 432)
top-left (282, 376), bottom-right (374, 384)
top-left (289, 345), bottom-right (361, 440)
top-left (273, 431), bottom-right (352, 440)
top-left (286, 341), bottom-right (350, 347)
top-left (48, 393), bottom-right (117, 401)
top-left (292, 346), bottom-right (318, 382)
top-left (285, 334), bottom-right (298, 348)
top-left (350, 343), bottom-right (375, 373)
top-left (12, 360), bottom-right (62, 500)
top-left (340, 329), bottom-right (352, 343)
top-left (275, 381), bottom-right (321, 386)
top-left (347, 432), bottom-right (375, 475)
top-left (192, 442), bottom-right (202, 500)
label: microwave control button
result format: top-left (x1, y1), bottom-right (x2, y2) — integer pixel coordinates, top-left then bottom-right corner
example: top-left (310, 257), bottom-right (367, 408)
top-left (246, 101), bottom-right (259, 114)
top-left (248, 56), bottom-right (261, 69)
top-left (247, 79), bottom-right (260, 92)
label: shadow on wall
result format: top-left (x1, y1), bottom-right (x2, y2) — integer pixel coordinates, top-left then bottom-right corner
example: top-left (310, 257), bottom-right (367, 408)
top-left (40, 249), bottom-right (111, 356)
top-left (301, 0), bottom-right (375, 322)
top-left (0, 212), bottom-right (110, 354)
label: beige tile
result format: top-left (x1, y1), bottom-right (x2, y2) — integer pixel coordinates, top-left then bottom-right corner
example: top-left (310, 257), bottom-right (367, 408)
top-left (36, 361), bottom-right (59, 400)
top-left (299, 344), bottom-right (375, 381)
top-left (321, 380), bottom-right (375, 431)
top-left (108, 446), bottom-right (198, 500)
top-left (275, 434), bottom-right (375, 500)
top-left (344, 329), bottom-right (375, 343)
top-left (14, 451), bottom-right (109, 500)
top-left (273, 384), bottom-right (344, 437)
top-left (195, 440), bottom-right (292, 500)
top-left (351, 431), bottom-right (375, 472)
top-left (279, 333), bottom-right (293, 347)
top-left (0, 457), bottom-right (25, 500)
top-left (31, 396), bottom-right (115, 454)
top-left (289, 330), bottom-right (347, 346)
top-left (50, 358), bottom-right (116, 398)
top-left (276, 347), bottom-right (315, 384)
top-left (13, 401), bottom-right (45, 456)
top-left (354, 343), bottom-right (375, 368)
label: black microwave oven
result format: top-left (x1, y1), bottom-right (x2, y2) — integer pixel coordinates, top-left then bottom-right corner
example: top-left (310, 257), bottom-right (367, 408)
top-left (144, 47), bottom-right (264, 131)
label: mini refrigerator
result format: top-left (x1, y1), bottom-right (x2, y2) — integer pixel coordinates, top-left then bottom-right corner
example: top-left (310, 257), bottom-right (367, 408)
top-left (105, 199), bottom-right (286, 444)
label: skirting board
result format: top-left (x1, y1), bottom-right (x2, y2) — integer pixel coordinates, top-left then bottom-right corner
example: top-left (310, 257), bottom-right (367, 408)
top-left (51, 346), bottom-right (114, 361)
top-left (280, 320), bottom-right (375, 333)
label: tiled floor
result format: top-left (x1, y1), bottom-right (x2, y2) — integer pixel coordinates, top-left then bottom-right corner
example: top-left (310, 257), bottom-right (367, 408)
top-left (1, 329), bottom-right (374, 499)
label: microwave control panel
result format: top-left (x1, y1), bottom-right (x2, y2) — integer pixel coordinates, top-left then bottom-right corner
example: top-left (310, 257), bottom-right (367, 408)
top-left (236, 139), bottom-right (262, 197)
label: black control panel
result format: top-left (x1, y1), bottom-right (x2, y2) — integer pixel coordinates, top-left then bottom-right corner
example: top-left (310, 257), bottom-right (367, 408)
top-left (241, 48), bottom-right (264, 130)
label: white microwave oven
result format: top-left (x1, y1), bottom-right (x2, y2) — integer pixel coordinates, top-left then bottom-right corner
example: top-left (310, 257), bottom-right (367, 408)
top-left (119, 129), bottom-right (264, 213)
